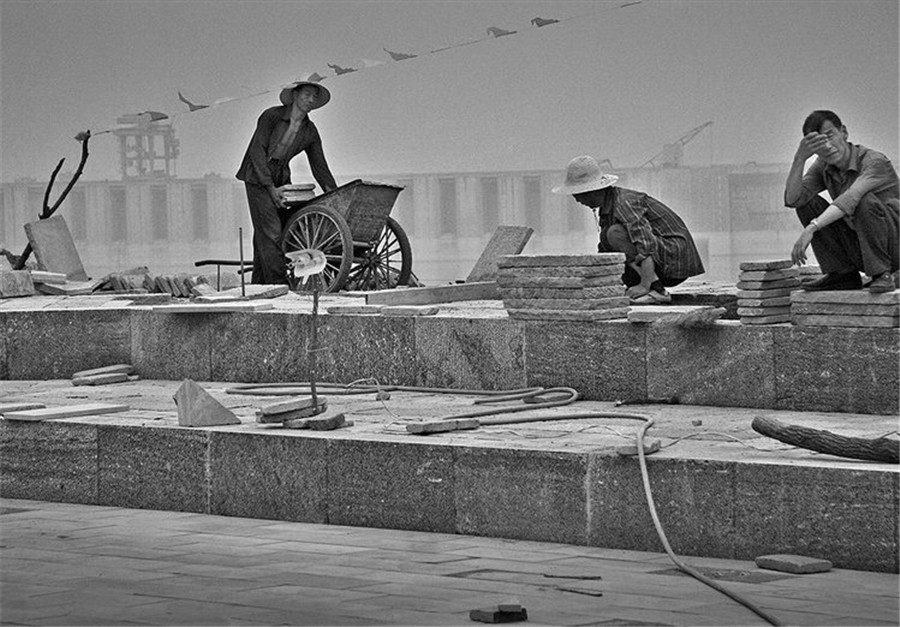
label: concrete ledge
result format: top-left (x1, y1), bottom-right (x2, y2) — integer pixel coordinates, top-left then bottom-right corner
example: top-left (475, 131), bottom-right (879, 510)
top-left (1, 306), bottom-right (898, 414)
top-left (1, 419), bottom-right (895, 572)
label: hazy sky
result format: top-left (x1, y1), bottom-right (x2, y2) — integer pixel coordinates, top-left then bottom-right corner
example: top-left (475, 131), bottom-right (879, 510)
top-left (1, 0), bottom-right (897, 184)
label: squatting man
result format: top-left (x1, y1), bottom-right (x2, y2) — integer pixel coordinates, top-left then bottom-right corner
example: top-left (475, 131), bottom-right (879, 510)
top-left (552, 156), bottom-right (705, 304)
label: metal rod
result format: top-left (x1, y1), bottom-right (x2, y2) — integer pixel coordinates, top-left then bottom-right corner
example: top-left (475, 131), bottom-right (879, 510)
top-left (238, 227), bottom-right (245, 297)
top-left (309, 283), bottom-right (319, 407)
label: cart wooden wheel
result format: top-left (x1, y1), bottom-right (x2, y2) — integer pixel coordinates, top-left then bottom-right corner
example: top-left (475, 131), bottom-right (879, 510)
top-left (281, 204), bottom-right (353, 292)
top-left (345, 217), bottom-right (413, 291)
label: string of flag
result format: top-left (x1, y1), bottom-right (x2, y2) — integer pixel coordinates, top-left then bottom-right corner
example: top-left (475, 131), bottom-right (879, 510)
top-left (85, 0), bottom-right (646, 139)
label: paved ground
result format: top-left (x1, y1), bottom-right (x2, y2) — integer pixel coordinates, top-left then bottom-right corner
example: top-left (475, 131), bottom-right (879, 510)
top-left (1, 498), bottom-right (897, 627)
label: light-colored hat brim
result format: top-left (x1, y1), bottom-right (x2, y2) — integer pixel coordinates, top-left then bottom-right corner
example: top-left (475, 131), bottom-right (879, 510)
top-left (279, 81), bottom-right (331, 109)
top-left (551, 174), bottom-right (619, 195)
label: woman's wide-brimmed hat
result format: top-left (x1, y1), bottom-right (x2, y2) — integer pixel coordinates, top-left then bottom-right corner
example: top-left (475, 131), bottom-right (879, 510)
top-left (551, 156), bottom-right (619, 195)
top-left (279, 80), bottom-right (331, 109)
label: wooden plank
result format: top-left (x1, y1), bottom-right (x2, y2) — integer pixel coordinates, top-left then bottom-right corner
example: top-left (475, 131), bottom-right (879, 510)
top-left (792, 314), bottom-right (899, 328)
top-left (3, 403), bottom-right (130, 422)
top-left (791, 290), bottom-right (899, 305)
top-left (150, 302), bottom-right (274, 313)
top-left (497, 253), bottom-right (625, 268)
top-left (739, 260), bottom-right (794, 272)
top-left (24, 215), bottom-right (89, 281)
top-left (365, 282), bottom-right (498, 306)
top-left (465, 225), bottom-right (534, 283)
top-left (791, 302), bottom-right (899, 316)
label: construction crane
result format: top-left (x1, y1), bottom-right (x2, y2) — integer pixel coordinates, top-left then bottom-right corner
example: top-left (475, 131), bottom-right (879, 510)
top-left (639, 121), bottom-right (713, 169)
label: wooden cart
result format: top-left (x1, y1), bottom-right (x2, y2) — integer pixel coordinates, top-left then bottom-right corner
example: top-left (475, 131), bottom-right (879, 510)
top-left (280, 179), bottom-right (412, 292)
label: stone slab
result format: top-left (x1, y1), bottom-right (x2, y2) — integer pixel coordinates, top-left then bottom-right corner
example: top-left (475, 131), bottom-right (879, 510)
top-left (502, 297), bottom-right (630, 310)
top-left (465, 225), bottom-right (534, 283)
top-left (739, 260), bottom-right (794, 272)
top-left (365, 282), bottom-right (499, 306)
top-left (737, 306), bottom-right (791, 316)
top-left (497, 274), bottom-right (622, 288)
top-left (326, 304), bottom-right (384, 315)
top-left (627, 305), bottom-right (717, 324)
top-left (792, 314), bottom-right (898, 328)
top-left (498, 265), bottom-right (623, 279)
top-left (791, 290), bottom-right (900, 304)
top-left (6, 309), bottom-right (132, 380)
top-left (381, 305), bottom-right (440, 316)
top-left (328, 440), bottom-right (456, 532)
top-left (71, 372), bottom-right (130, 386)
top-left (736, 278), bottom-right (801, 290)
top-left (29, 270), bottom-right (68, 284)
top-left (214, 284), bottom-right (290, 300)
top-left (257, 396), bottom-right (317, 416)
top-left (456, 447), bottom-right (588, 544)
top-left (0, 403), bottom-right (46, 414)
top-left (132, 310), bottom-right (213, 381)
top-left (774, 326), bottom-right (900, 414)
top-left (499, 286), bottom-right (625, 299)
top-left (317, 315), bottom-right (418, 385)
top-left (755, 554), bottom-right (833, 574)
top-left (0, 420), bottom-right (98, 503)
top-left (0, 271), bottom-right (35, 298)
top-left (2, 403), bottom-right (129, 421)
top-left (525, 320), bottom-right (646, 402)
top-left (209, 431), bottom-right (328, 522)
top-left (647, 324), bottom-right (775, 408)
top-left (791, 302), bottom-right (899, 316)
top-left (736, 296), bottom-right (791, 308)
top-left (36, 280), bottom-right (101, 296)
top-left (150, 302), bottom-right (274, 313)
top-left (740, 314), bottom-right (791, 325)
top-left (98, 424), bottom-right (209, 512)
top-left (736, 288), bottom-right (797, 299)
top-left (738, 268), bottom-right (799, 282)
top-left (72, 364), bottom-right (135, 379)
top-left (209, 312), bottom-right (307, 383)
top-left (414, 317), bottom-right (526, 391)
top-left (24, 215), bottom-right (89, 281)
top-left (498, 253), bottom-right (625, 267)
top-left (507, 307), bottom-right (629, 321)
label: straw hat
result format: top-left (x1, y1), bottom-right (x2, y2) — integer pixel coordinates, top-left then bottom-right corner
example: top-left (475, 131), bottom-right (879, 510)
top-left (551, 156), bottom-right (619, 195)
top-left (279, 80), bottom-right (331, 109)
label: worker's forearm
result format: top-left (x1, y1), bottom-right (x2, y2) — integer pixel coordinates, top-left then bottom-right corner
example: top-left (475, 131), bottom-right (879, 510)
top-left (807, 204), bottom-right (846, 231)
top-left (784, 157), bottom-right (807, 206)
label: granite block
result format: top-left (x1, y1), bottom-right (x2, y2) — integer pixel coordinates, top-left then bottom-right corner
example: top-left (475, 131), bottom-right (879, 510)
top-left (588, 456), bottom-right (735, 557)
top-left (5, 309), bottom-right (131, 379)
top-left (97, 424), bottom-right (209, 513)
top-left (130, 310), bottom-right (211, 380)
top-left (524, 320), bottom-right (646, 402)
top-left (209, 431), bottom-right (328, 522)
top-left (328, 440), bottom-right (455, 532)
top-left (210, 312), bottom-right (310, 382)
top-left (414, 318), bottom-right (526, 390)
top-left (646, 323), bottom-right (775, 408)
top-left (0, 420), bottom-right (98, 503)
top-left (318, 315), bottom-right (417, 385)
top-left (733, 464), bottom-right (898, 572)
top-left (455, 447), bottom-right (588, 544)
top-left (774, 326), bottom-right (900, 414)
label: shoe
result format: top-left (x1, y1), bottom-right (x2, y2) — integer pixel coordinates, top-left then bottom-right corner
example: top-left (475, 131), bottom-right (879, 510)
top-left (801, 272), bottom-right (862, 291)
top-left (631, 289), bottom-right (672, 305)
top-left (868, 272), bottom-right (896, 294)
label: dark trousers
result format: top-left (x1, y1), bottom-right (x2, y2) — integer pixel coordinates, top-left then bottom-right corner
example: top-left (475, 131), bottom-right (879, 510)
top-left (245, 183), bottom-right (288, 285)
top-left (795, 194), bottom-right (899, 277)
top-left (598, 223), bottom-right (686, 288)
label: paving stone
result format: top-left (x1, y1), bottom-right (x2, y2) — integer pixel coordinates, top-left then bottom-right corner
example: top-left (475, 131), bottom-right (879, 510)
top-left (503, 297), bottom-right (630, 310)
top-left (209, 431), bottom-right (328, 523)
top-left (739, 268), bottom-right (800, 282)
top-left (736, 288), bottom-right (797, 299)
top-left (72, 372), bottom-right (130, 386)
top-left (792, 314), bottom-right (898, 328)
top-left (24, 215), bottom-right (89, 281)
top-left (5, 309), bottom-right (131, 379)
top-left (791, 302), bottom-right (898, 316)
top-left (497, 272), bottom-right (623, 287)
top-left (740, 314), bottom-right (790, 325)
top-left (318, 314), bottom-right (418, 385)
top-left (507, 307), bottom-right (629, 321)
top-left (414, 317), bottom-right (526, 391)
top-left (131, 309), bottom-right (212, 381)
top-left (500, 286), bottom-right (625, 299)
top-left (498, 266), bottom-right (623, 279)
top-left (791, 290), bottom-right (899, 305)
top-left (736, 296), bottom-right (791, 308)
top-left (755, 554), bottom-right (833, 574)
top-left (72, 364), bottom-right (135, 379)
top-left (209, 311), bottom-right (308, 383)
top-left (736, 277), bottom-right (801, 290)
top-left (737, 306), bottom-right (791, 316)
top-left (0, 270), bottom-right (36, 298)
top-left (739, 260), bottom-right (794, 272)
top-left (498, 253), bottom-right (625, 267)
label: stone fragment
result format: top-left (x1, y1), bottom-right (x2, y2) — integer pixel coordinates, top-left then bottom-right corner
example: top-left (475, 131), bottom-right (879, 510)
top-left (216, 284), bottom-right (290, 300)
top-left (72, 364), bottom-right (135, 379)
top-left (29, 270), bottom-right (67, 284)
top-left (739, 259), bottom-right (794, 271)
top-left (627, 305), bottom-right (718, 324)
top-left (173, 379), bottom-right (240, 427)
top-left (306, 413), bottom-right (352, 430)
top-left (0, 271), bottom-right (35, 298)
top-left (615, 439), bottom-right (661, 456)
top-left (755, 554), bottom-right (832, 574)
top-left (497, 599), bottom-right (522, 613)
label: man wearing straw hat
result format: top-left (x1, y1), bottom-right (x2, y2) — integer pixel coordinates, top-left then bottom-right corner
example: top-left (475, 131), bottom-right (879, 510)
top-left (552, 155), bottom-right (705, 304)
top-left (236, 79), bottom-right (338, 284)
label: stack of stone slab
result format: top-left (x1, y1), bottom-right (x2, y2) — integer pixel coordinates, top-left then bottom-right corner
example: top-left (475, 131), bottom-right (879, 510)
top-left (736, 260), bottom-right (800, 325)
top-left (791, 290), bottom-right (899, 328)
top-left (496, 253), bottom-right (629, 321)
